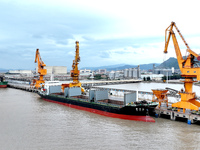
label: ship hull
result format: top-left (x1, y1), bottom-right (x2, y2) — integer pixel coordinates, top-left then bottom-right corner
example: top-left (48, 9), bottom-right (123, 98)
top-left (39, 93), bottom-right (157, 122)
top-left (0, 82), bottom-right (8, 88)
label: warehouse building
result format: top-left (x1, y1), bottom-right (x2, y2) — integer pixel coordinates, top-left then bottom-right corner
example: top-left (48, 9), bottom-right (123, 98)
top-left (44, 66), bottom-right (67, 75)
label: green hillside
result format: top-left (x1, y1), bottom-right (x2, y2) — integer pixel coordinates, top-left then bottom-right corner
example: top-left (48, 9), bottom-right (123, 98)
top-left (157, 57), bottom-right (179, 69)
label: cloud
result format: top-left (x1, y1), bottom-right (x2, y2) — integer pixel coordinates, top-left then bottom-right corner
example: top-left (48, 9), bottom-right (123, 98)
top-left (99, 51), bottom-right (111, 58)
top-left (1, 0), bottom-right (200, 69)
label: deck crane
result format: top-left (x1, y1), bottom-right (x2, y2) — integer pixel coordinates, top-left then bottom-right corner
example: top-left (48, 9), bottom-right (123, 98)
top-left (61, 41), bottom-right (84, 92)
top-left (34, 49), bottom-right (47, 89)
top-left (164, 21), bottom-right (200, 113)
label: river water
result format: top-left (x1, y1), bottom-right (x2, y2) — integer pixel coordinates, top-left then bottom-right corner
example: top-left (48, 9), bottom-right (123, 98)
top-left (1, 83), bottom-right (200, 150)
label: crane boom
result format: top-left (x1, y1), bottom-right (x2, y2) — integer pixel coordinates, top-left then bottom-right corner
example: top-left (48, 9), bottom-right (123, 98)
top-left (34, 49), bottom-right (47, 89)
top-left (164, 22), bottom-right (184, 68)
top-left (71, 41), bottom-right (80, 84)
top-left (164, 22), bottom-right (200, 112)
top-left (164, 22), bottom-right (200, 79)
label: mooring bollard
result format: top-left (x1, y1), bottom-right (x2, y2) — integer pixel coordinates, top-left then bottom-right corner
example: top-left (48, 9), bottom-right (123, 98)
top-left (155, 114), bottom-right (159, 118)
top-left (187, 120), bottom-right (191, 125)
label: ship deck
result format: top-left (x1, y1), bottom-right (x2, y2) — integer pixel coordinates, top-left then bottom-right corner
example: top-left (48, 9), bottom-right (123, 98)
top-left (51, 93), bottom-right (125, 107)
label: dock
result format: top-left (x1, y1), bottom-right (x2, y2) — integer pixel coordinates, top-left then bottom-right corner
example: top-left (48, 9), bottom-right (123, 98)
top-left (8, 83), bottom-right (38, 92)
top-left (92, 87), bottom-right (200, 124)
top-left (155, 107), bottom-right (200, 124)
top-left (7, 79), bottom-right (140, 93)
top-left (81, 79), bottom-right (141, 87)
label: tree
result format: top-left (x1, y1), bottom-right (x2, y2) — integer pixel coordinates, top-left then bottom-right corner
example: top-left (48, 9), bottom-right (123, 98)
top-left (94, 74), bottom-right (102, 80)
top-left (162, 76), bottom-right (167, 81)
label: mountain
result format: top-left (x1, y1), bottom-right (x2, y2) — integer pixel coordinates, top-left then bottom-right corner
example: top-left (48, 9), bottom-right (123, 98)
top-left (105, 63), bottom-right (160, 71)
top-left (81, 64), bottom-right (127, 71)
top-left (81, 63), bottom-right (160, 71)
top-left (157, 57), bottom-right (179, 69)
top-left (0, 69), bottom-right (8, 73)
top-left (140, 63), bottom-right (160, 70)
top-left (81, 57), bottom-right (180, 71)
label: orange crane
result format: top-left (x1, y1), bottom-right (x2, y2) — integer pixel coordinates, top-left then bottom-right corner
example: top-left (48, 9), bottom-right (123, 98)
top-left (34, 49), bottom-right (47, 89)
top-left (61, 41), bottom-right (84, 92)
top-left (164, 21), bottom-right (200, 113)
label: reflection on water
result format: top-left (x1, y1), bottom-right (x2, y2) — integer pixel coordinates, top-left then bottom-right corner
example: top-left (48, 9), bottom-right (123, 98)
top-left (0, 86), bottom-right (200, 150)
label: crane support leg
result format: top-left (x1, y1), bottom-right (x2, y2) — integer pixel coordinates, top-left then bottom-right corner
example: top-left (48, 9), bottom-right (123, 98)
top-left (172, 101), bottom-right (200, 112)
top-left (188, 99), bottom-right (200, 107)
top-left (69, 82), bottom-right (85, 93)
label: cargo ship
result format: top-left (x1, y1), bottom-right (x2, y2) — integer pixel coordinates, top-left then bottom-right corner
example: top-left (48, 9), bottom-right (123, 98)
top-left (38, 84), bottom-right (158, 122)
top-left (0, 76), bottom-right (8, 88)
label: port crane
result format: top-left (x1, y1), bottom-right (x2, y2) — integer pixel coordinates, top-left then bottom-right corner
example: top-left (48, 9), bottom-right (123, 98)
top-left (61, 41), bottom-right (84, 92)
top-left (34, 49), bottom-right (47, 89)
top-left (164, 21), bottom-right (200, 113)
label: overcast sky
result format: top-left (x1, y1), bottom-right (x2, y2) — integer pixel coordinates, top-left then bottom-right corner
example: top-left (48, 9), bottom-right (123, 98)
top-left (1, 0), bottom-right (200, 70)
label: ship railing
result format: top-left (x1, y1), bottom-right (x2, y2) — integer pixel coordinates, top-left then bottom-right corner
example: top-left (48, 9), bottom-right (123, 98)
top-left (51, 94), bottom-right (121, 107)
top-left (78, 98), bottom-right (89, 102)
top-left (78, 98), bottom-right (121, 107)
top-left (95, 101), bottom-right (121, 107)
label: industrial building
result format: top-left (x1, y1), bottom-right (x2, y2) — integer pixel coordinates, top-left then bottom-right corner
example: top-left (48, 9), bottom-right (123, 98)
top-left (152, 64), bottom-right (180, 76)
top-left (124, 66), bottom-right (141, 79)
top-left (109, 66), bottom-right (141, 80)
top-left (45, 66), bottom-right (67, 75)
top-left (35, 66), bottom-right (67, 75)
top-left (8, 70), bottom-right (33, 76)
top-left (80, 69), bottom-right (92, 74)
top-left (153, 68), bottom-right (173, 76)
top-left (109, 70), bottom-right (124, 80)
top-left (141, 74), bottom-right (164, 81)
top-left (97, 69), bottom-right (107, 74)
top-left (6, 66), bottom-right (67, 81)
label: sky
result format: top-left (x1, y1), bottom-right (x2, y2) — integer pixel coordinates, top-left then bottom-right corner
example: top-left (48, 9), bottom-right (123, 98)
top-left (1, 0), bottom-right (200, 70)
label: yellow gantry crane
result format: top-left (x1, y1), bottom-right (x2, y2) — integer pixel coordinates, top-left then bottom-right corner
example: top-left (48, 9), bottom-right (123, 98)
top-left (61, 41), bottom-right (84, 92)
top-left (34, 49), bottom-right (47, 89)
top-left (71, 41), bottom-right (81, 87)
top-left (164, 22), bottom-right (200, 113)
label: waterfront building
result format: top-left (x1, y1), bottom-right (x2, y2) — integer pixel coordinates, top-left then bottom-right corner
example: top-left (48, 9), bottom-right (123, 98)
top-left (98, 69), bottom-right (107, 74)
top-left (8, 70), bottom-right (33, 76)
top-left (108, 66), bottom-right (141, 80)
top-left (141, 74), bottom-right (164, 81)
top-left (80, 69), bottom-right (92, 74)
top-left (154, 69), bottom-right (173, 76)
top-left (44, 66), bottom-right (67, 75)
